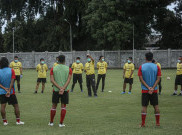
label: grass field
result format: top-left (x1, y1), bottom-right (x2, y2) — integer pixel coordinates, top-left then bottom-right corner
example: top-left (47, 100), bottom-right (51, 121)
top-left (1, 69), bottom-right (182, 135)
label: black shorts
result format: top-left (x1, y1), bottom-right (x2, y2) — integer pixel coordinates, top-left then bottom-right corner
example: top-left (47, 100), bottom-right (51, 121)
top-left (142, 93), bottom-right (158, 106)
top-left (37, 78), bottom-right (46, 83)
top-left (124, 78), bottom-right (133, 84)
top-left (15, 75), bottom-right (20, 81)
top-left (52, 91), bottom-right (69, 104)
top-left (73, 74), bottom-right (83, 84)
top-left (175, 75), bottom-right (182, 85)
top-left (0, 94), bottom-right (18, 105)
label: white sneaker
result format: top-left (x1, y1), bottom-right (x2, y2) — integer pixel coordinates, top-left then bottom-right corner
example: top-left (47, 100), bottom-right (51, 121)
top-left (48, 122), bottom-right (54, 126)
top-left (59, 123), bottom-right (65, 127)
top-left (3, 122), bottom-right (8, 126)
top-left (16, 121), bottom-right (24, 125)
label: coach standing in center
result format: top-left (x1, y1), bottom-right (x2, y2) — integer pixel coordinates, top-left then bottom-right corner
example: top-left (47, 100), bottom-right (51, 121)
top-left (85, 54), bottom-right (97, 97)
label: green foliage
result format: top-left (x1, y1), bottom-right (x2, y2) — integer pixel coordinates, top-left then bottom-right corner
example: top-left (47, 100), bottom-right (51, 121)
top-left (0, 0), bottom-right (181, 52)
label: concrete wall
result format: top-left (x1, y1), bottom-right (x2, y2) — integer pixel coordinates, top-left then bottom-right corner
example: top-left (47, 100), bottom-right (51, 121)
top-left (0, 49), bottom-right (181, 68)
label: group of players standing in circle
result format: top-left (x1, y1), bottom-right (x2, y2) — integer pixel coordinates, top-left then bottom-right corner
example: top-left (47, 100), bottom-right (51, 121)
top-left (0, 53), bottom-right (182, 128)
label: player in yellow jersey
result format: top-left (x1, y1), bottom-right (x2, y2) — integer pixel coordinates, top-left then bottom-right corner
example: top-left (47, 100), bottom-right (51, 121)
top-left (85, 54), bottom-right (97, 97)
top-left (172, 56), bottom-right (182, 96)
top-left (10, 56), bottom-right (23, 93)
top-left (121, 57), bottom-right (135, 94)
top-left (96, 56), bottom-right (108, 92)
top-left (53, 57), bottom-right (59, 67)
top-left (71, 57), bottom-right (84, 92)
top-left (152, 59), bottom-right (162, 95)
top-left (34, 58), bottom-right (48, 94)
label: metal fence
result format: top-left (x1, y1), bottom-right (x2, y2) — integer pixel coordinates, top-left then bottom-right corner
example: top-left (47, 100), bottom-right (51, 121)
top-left (0, 49), bottom-right (181, 68)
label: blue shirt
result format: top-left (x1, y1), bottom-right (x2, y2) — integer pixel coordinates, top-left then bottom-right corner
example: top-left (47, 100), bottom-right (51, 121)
top-left (138, 63), bottom-right (161, 91)
top-left (0, 67), bottom-right (15, 95)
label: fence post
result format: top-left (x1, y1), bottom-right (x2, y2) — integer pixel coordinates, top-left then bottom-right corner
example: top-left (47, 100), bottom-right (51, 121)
top-left (32, 51), bottom-right (35, 68)
top-left (118, 50), bottom-right (121, 68)
top-left (7, 52), bottom-right (10, 61)
top-left (87, 50), bottom-right (90, 55)
top-left (45, 51), bottom-right (48, 68)
top-left (168, 48), bottom-right (171, 68)
top-left (102, 50), bottom-right (104, 56)
top-left (72, 50), bottom-right (76, 62)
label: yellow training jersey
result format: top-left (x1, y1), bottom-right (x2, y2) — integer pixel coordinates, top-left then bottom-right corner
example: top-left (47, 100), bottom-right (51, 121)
top-left (36, 64), bottom-right (48, 78)
top-left (10, 61), bottom-right (22, 75)
top-left (85, 61), bottom-right (95, 75)
top-left (53, 62), bottom-right (58, 67)
top-left (123, 63), bottom-right (135, 78)
top-left (177, 63), bottom-right (182, 75)
top-left (157, 62), bottom-right (161, 69)
top-left (97, 61), bottom-right (108, 74)
top-left (72, 62), bottom-right (84, 74)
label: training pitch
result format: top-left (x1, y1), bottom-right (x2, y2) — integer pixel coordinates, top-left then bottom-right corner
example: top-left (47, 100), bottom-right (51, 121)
top-left (1, 69), bottom-right (182, 135)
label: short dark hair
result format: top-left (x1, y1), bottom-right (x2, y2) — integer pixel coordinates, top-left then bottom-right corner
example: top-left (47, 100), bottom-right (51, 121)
top-left (129, 57), bottom-right (132, 60)
top-left (40, 58), bottom-right (44, 61)
top-left (145, 52), bottom-right (153, 61)
top-left (14, 56), bottom-right (18, 59)
top-left (0, 57), bottom-right (9, 69)
top-left (58, 55), bottom-right (65, 63)
top-left (76, 57), bottom-right (80, 60)
top-left (99, 55), bottom-right (104, 60)
top-left (152, 59), bottom-right (156, 63)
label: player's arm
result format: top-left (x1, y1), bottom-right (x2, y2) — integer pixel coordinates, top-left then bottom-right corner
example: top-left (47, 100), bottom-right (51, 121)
top-left (129, 65), bottom-right (134, 78)
top-left (62, 70), bottom-right (72, 90)
top-left (139, 76), bottom-right (150, 90)
top-left (138, 66), bottom-right (150, 90)
top-left (46, 65), bottom-right (48, 72)
top-left (87, 54), bottom-right (94, 62)
top-left (50, 75), bottom-right (62, 89)
top-left (152, 66), bottom-right (162, 90)
top-left (0, 84), bottom-right (9, 92)
top-left (123, 64), bottom-right (126, 79)
top-left (129, 70), bottom-right (134, 78)
top-left (6, 69), bottom-right (16, 97)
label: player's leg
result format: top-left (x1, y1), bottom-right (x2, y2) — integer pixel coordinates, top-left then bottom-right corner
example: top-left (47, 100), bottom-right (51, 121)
top-left (78, 74), bottom-right (83, 92)
top-left (59, 91), bottom-right (69, 127)
top-left (86, 75), bottom-right (92, 96)
top-left (151, 93), bottom-right (160, 126)
top-left (179, 85), bottom-right (182, 96)
top-left (1, 103), bottom-right (8, 125)
top-left (49, 103), bottom-right (57, 125)
top-left (128, 78), bottom-right (133, 94)
top-left (173, 76), bottom-right (178, 95)
top-left (101, 74), bottom-right (106, 92)
top-left (140, 93), bottom-right (149, 127)
top-left (179, 76), bottom-right (182, 96)
top-left (16, 76), bottom-right (21, 93)
top-left (41, 79), bottom-right (46, 93)
top-left (129, 84), bottom-right (132, 93)
top-left (35, 78), bottom-right (41, 93)
top-left (96, 74), bottom-right (101, 91)
top-left (141, 106), bottom-right (147, 127)
top-left (121, 79), bottom-right (127, 94)
top-left (49, 91), bottom-right (59, 126)
top-left (59, 104), bottom-right (66, 127)
top-left (153, 105), bottom-right (160, 126)
top-left (91, 75), bottom-right (97, 97)
top-left (11, 95), bottom-right (24, 125)
top-left (71, 74), bottom-right (76, 92)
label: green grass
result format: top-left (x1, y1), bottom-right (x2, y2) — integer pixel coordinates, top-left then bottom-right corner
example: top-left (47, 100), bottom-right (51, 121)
top-left (1, 69), bottom-right (182, 135)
